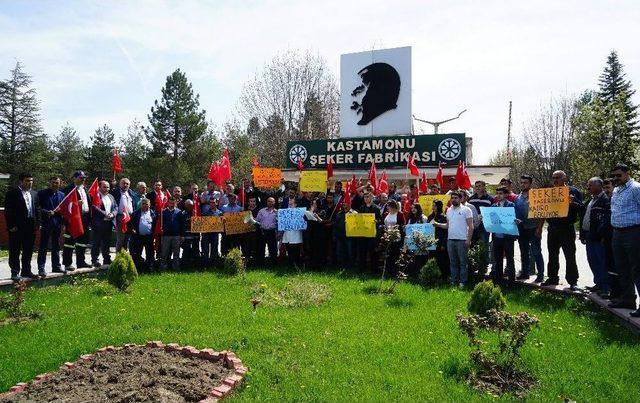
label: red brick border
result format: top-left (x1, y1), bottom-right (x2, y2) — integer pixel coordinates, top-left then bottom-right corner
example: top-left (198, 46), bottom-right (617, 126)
top-left (0, 341), bottom-right (248, 402)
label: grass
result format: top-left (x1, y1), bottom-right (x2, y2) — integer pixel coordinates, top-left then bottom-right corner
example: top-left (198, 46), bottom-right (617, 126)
top-left (0, 267), bottom-right (639, 401)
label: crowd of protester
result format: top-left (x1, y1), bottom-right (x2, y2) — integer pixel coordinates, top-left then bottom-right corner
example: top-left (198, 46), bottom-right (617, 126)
top-left (4, 163), bottom-right (640, 316)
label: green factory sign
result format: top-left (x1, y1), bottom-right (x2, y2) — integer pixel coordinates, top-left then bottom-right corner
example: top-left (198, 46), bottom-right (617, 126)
top-left (285, 133), bottom-right (466, 169)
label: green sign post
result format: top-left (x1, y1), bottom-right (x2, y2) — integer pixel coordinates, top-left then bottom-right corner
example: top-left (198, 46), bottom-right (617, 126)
top-left (285, 133), bottom-right (466, 169)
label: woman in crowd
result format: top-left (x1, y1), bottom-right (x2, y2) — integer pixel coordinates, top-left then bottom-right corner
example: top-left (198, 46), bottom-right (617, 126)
top-left (281, 198), bottom-right (303, 268)
top-left (428, 199), bottom-right (450, 281)
top-left (407, 203), bottom-right (428, 224)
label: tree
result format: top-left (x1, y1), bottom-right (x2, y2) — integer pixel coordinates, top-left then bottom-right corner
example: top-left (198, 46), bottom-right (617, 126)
top-left (86, 124), bottom-right (116, 180)
top-left (598, 50), bottom-right (638, 131)
top-left (121, 119), bottom-right (151, 183)
top-left (254, 114), bottom-right (287, 167)
top-left (0, 62), bottom-right (42, 178)
top-left (222, 121), bottom-right (255, 183)
top-left (53, 123), bottom-right (86, 179)
top-left (145, 69), bottom-right (208, 160)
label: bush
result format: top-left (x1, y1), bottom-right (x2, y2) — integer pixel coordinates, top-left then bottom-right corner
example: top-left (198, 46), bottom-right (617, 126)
top-left (253, 279), bottom-right (332, 308)
top-left (468, 241), bottom-right (488, 275)
top-left (0, 281), bottom-right (42, 324)
top-left (468, 281), bottom-right (506, 316)
top-left (419, 259), bottom-right (442, 287)
top-left (107, 250), bottom-right (138, 292)
top-left (223, 248), bottom-right (246, 277)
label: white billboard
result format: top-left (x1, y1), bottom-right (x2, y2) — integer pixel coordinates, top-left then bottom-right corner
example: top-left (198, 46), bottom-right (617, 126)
top-left (340, 46), bottom-right (412, 137)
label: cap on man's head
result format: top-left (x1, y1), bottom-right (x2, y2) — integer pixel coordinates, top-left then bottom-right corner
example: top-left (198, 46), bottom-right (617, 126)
top-left (73, 170), bottom-right (87, 178)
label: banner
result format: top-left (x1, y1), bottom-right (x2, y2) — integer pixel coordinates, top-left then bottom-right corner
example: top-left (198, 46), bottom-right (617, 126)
top-left (480, 206), bottom-right (519, 236)
top-left (277, 208), bottom-right (308, 231)
top-left (224, 212), bottom-right (256, 235)
top-left (346, 213), bottom-right (377, 238)
top-left (528, 186), bottom-right (569, 219)
top-left (405, 223), bottom-right (436, 254)
top-left (252, 167), bottom-right (281, 189)
top-left (191, 216), bottom-right (224, 233)
top-left (299, 170), bottom-right (328, 193)
top-left (418, 194), bottom-right (450, 217)
top-left (286, 133), bottom-right (466, 169)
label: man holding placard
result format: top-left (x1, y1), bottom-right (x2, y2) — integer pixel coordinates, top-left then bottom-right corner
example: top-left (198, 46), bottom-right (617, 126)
top-left (515, 175), bottom-right (545, 282)
top-left (486, 186), bottom-right (519, 286)
top-left (541, 171), bottom-right (583, 290)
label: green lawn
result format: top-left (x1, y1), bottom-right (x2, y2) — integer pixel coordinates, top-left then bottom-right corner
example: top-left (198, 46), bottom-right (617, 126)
top-left (1, 268), bottom-right (639, 401)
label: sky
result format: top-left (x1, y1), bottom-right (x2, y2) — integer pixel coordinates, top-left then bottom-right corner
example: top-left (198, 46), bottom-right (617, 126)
top-left (1, 0), bottom-right (639, 164)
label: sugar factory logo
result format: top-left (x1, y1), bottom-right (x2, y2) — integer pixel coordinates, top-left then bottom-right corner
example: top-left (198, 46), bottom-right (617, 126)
top-left (350, 63), bottom-right (401, 125)
top-left (288, 144), bottom-right (308, 164)
top-left (438, 138), bottom-right (462, 160)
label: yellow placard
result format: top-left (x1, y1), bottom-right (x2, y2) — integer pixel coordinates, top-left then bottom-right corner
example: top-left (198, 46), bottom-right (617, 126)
top-left (190, 216), bottom-right (224, 233)
top-left (418, 195), bottom-right (450, 217)
top-left (253, 167), bottom-right (281, 189)
top-left (224, 212), bottom-right (256, 235)
top-left (345, 213), bottom-right (377, 238)
top-left (299, 170), bottom-right (328, 193)
top-left (528, 186), bottom-right (569, 219)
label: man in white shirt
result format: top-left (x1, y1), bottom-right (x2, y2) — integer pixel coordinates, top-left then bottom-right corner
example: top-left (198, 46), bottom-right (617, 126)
top-left (62, 171), bottom-right (92, 270)
top-left (112, 177), bottom-right (135, 252)
top-left (433, 191), bottom-right (474, 288)
top-left (91, 181), bottom-right (117, 267)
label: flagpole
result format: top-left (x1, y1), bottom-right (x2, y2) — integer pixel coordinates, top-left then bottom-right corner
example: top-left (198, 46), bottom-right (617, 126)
top-left (52, 187), bottom-right (75, 213)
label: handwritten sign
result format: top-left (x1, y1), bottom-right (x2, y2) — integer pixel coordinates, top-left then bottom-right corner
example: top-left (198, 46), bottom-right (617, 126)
top-left (299, 170), bottom-right (328, 193)
top-left (346, 213), bottom-right (377, 238)
top-left (253, 167), bottom-right (281, 189)
top-left (528, 186), bottom-right (569, 219)
top-left (277, 208), bottom-right (307, 231)
top-left (480, 206), bottom-right (519, 236)
top-left (405, 223), bottom-right (436, 254)
top-left (191, 216), bottom-right (224, 233)
top-left (418, 194), bottom-right (450, 217)
top-left (224, 212), bottom-right (256, 235)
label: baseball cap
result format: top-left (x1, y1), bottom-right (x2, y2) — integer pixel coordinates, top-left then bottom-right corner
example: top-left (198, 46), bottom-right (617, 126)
top-left (73, 170), bottom-right (88, 178)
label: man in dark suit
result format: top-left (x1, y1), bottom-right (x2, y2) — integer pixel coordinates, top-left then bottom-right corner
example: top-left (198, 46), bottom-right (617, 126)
top-left (62, 171), bottom-right (92, 270)
top-left (91, 180), bottom-right (117, 267)
top-left (4, 172), bottom-right (40, 281)
top-left (128, 198), bottom-right (156, 273)
top-left (37, 175), bottom-right (66, 277)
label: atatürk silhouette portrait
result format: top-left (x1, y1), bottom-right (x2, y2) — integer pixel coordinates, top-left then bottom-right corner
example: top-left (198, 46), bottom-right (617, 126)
top-left (350, 62), bottom-right (401, 125)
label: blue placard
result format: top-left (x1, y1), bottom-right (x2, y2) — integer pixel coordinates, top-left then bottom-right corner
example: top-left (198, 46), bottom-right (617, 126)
top-left (405, 223), bottom-right (436, 254)
top-left (479, 206), bottom-right (519, 236)
top-left (277, 208), bottom-right (308, 231)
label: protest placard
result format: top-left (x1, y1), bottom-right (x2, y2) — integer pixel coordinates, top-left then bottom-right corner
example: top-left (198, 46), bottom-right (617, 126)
top-left (299, 170), bottom-right (328, 193)
top-left (252, 167), bottom-right (281, 189)
top-left (418, 194), bottom-right (450, 216)
top-left (345, 213), bottom-right (377, 238)
top-left (191, 216), bottom-right (224, 233)
top-left (223, 212), bottom-right (256, 235)
top-left (527, 186), bottom-right (569, 219)
top-left (404, 223), bottom-right (436, 254)
top-left (277, 208), bottom-right (308, 231)
top-left (480, 206), bottom-right (519, 236)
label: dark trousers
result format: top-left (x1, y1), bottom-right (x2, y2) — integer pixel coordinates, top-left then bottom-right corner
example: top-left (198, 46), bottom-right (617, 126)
top-left (8, 219), bottom-right (36, 277)
top-left (285, 243), bottom-right (302, 267)
top-left (492, 236), bottom-right (515, 284)
top-left (335, 237), bottom-right (352, 268)
top-left (201, 232), bottom-right (220, 265)
top-left (243, 232), bottom-right (258, 265)
top-left (91, 223), bottom-right (112, 264)
top-left (612, 226), bottom-right (640, 302)
top-left (518, 226), bottom-right (544, 277)
top-left (547, 225), bottom-right (578, 285)
top-left (357, 237), bottom-right (378, 273)
top-left (63, 213), bottom-right (90, 267)
top-left (434, 244), bottom-right (450, 280)
top-left (181, 234), bottom-right (200, 266)
top-left (130, 233), bottom-right (154, 273)
top-left (222, 234), bottom-right (242, 255)
top-left (37, 224), bottom-right (62, 272)
top-left (585, 238), bottom-right (610, 292)
top-left (256, 229), bottom-right (278, 266)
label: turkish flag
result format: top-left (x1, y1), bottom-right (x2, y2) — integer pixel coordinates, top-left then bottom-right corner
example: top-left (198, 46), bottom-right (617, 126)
top-left (378, 170), bottom-right (388, 194)
top-left (348, 174), bottom-right (357, 195)
top-left (343, 188), bottom-right (351, 207)
top-left (297, 157), bottom-right (304, 171)
top-left (407, 155), bottom-right (419, 177)
top-left (327, 158), bottom-right (334, 179)
top-left (112, 148), bottom-right (122, 174)
top-left (455, 161), bottom-right (472, 190)
top-left (237, 186), bottom-right (245, 208)
top-left (253, 156), bottom-right (260, 167)
top-left (192, 191), bottom-right (201, 217)
top-left (420, 171), bottom-right (428, 193)
top-left (368, 161), bottom-right (378, 193)
top-left (88, 178), bottom-right (101, 209)
top-left (55, 190), bottom-right (84, 238)
top-left (208, 161), bottom-right (220, 184)
top-left (404, 198), bottom-right (412, 215)
top-left (219, 154), bottom-right (232, 183)
top-left (436, 162), bottom-right (444, 189)
top-left (120, 207), bottom-right (131, 234)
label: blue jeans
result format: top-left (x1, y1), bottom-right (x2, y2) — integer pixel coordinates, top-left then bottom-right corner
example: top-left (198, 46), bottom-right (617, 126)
top-left (38, 224), bottom-right (62, 272)
top-left (518, 227), bottom-right (544, 277)
top-left (447, 239), bottom-right (468, 284)
top-left (586, 239), bottom-right (610, 292)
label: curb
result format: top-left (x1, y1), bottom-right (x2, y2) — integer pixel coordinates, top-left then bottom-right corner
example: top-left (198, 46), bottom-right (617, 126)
top-left (0, 341), bottom-right (248, 402)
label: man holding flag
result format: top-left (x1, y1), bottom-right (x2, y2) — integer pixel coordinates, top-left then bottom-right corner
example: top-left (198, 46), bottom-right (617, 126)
top-left (62, 171), bottom-right (92, 271)
top-left (91, 181), bottom-right (117, 267)
top-left (111, 177), bottom-right (135, 251)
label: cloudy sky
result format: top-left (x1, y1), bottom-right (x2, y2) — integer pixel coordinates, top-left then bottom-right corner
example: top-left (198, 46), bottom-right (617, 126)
top-left (1, 0), bottom-right (638, 163)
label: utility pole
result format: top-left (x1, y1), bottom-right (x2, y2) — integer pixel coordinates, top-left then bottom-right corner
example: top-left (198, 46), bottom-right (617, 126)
top-left (507, 101), bottom-right (512, 165)
top-left (413, 109), bottom-right (467, 134)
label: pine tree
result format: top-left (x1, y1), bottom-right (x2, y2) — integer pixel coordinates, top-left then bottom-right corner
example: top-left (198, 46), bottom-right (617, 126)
top-left (144, 69), bottom-right (207, 160)
top-left (0, 62), bottom-right (42, 178)
top-left (54, 123), bottom-right (86, 179)
top-left (121, 119), bottom-right (151, 183)
top-left (598, 50), bottom-right (638, 132)
top-left (86, 124), bottom-right (115, 180)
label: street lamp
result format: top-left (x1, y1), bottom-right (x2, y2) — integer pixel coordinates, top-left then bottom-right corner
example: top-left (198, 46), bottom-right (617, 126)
top-left (413, 109), bottom-right (467, 134)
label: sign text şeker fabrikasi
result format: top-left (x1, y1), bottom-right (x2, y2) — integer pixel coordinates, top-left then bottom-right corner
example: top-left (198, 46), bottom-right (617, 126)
top-left (286, 133), bottom-right (466, 169)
